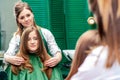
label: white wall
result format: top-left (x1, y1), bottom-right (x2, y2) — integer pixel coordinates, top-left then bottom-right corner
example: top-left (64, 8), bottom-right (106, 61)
top-left (0, 0), bottom-right (19, 51)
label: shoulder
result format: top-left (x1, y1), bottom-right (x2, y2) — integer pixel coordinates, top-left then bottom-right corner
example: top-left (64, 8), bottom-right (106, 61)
top-left (9, 34), bottom-right (20, 43)
top-left (37, 26), bottom-right (51, 34)
top-left (90, 45), bottom-right (108, 56)
top-left (78, 45), bottom-right (108, 72)
top-left (13, 34), bottom-right (20, 39)
top-left (40, 27), bottom-right (53, 36)
top-left (41, 28), bottom-right (51, 33)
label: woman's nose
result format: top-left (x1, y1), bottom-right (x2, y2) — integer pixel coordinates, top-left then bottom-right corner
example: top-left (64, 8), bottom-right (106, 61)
top-left (30, 39), bottom-right (35, 43)
top-left (24, 17), bottom-right (29, 21)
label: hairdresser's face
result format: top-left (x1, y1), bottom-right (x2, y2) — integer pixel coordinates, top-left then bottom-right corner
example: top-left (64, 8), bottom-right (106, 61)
top-left (18, 8), bottom-right (34, 28)
top-left (27, 31), bottom-right (39, 53)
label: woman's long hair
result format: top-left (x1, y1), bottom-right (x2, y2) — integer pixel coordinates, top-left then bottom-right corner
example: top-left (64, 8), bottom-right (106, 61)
top-left (88, 0), bottom-right (105, 42)
top-left (98, 0), bottom-right (120, 68)
top-left (11, 27), bottom-right (52, 79)
top-left (65, 30), bottom-right (100, 80)
top-left (89, 0), bottom-right (120, 68)
top-left (14, 1), bottom-right (37, 36)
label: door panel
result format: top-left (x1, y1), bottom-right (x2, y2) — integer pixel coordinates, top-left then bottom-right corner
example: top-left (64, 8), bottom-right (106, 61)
top-left (64, 0), bottom-right (91, 49)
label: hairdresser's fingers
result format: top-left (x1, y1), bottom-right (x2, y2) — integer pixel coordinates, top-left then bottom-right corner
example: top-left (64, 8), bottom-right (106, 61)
top-left (15, 61), bottom-right (21, 65)
top-left (16, 57), bottom-right (25, 63)
top-left (45, 57), bottom-right (58, 67)
top-left (10, 56), bottom-right (25, 65)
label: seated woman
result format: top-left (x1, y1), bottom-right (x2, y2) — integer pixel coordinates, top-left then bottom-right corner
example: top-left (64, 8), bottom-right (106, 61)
top-left (5, 27), bottom-right (63, 80)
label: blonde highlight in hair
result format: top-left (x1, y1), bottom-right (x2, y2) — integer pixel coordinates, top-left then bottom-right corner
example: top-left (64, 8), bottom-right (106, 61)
top-left (97, 0), bottom-right (112, 32)
top-left (93, 0), bottom-right (120, 68)
top-left (117, 0), bottom-right (120, 18)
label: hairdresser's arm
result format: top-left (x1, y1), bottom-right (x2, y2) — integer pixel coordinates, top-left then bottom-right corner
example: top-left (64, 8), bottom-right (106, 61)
top-left (41, 28), bottom-right (62, 67)
top-left (4, 35), bottom-right (24, 65)
top-left (41, 28), bottom-right (61, 55)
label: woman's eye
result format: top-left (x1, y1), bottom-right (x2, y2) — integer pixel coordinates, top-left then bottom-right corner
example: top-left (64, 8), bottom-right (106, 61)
top-left (26, 14), bottom-right (30, 17)
top-left (20, 16), bottom-right (24, 19)
top-left (33, 37), bottom-right (38, 40)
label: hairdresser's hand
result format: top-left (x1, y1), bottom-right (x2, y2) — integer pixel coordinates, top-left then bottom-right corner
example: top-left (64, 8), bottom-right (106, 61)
top-left (44, 57), bottom-right (59, 67)
top-left (44, 52), bottom-right (62, 67)
top-left (5, 55), bottom-right (25, 65)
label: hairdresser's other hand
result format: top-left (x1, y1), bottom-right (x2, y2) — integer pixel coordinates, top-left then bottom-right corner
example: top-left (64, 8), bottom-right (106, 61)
top-left (44, 57), bottom-right (59, 67)
top-left (44, 52), bottom-right (62, 67)
top-left (5, 55), bottom-right (25, 65)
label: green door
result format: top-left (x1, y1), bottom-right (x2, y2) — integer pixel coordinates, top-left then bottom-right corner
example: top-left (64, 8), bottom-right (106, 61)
top-left (49, 0), bottom-right (66, 50)
top-left (64, 0), bottom-right (91, 49)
